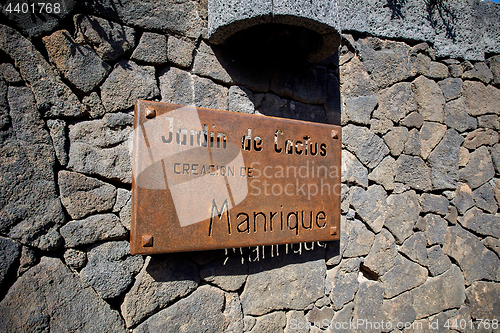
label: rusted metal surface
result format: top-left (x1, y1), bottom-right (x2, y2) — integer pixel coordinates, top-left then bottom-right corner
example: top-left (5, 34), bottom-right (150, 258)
top-left (131, 101), bottom-right (341, 255)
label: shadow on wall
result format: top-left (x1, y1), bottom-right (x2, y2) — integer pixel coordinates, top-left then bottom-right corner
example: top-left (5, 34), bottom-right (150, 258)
top-left (202, 28), bottom-right (342, 125)
top-left (384, 0), bottom-right (457, 40)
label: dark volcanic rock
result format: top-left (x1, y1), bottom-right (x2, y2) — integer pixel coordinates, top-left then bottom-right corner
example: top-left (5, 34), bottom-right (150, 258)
top-left (0, 24), bottom-right (82, 117)
top-left (443, 225), bottom-right (500, 284)
top-left (43, 30), bottom-right (111, 93)
top-left (60, 214), bottom-right (127, 248)
top-left (67, 113), bottom-right (133, 184)
top-left (0, 236), bottom-right (20, 286)
top-left (58, 171), bottom-right (117, 220)
top-left (241, 248), bottom-right (326, 316)
top-left (74, 14), bottom-right (136, 62)
top-left (131, 32), bottom-right (168, 65)
top-left (0, 257), bottom-right (126, 332)
top-left (121, 254), bottom-right (200, 328)
top-left (101, 60), bottom-right (159, 113)
top-left (80, 241), bottom-right (143, 299)
top-left (133, 285), bottom-right (226, 333)
top-left (0, 87), bottom-right (65, 250)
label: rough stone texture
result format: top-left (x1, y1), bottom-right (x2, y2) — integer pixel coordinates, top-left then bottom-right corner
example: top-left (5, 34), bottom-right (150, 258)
top-left (0, 63), bottom-right (22, 84)
top-left (443, 225), bottom-right (500, 284)
top-left (60, 214), bottom-right (127, 248)
top-left (403, 128), bottom-right (421, 156)
top-left (401, 111), bottom-right (424, 129)
top-left (438, 78), bottom-right (462, 101)
top-left (368, 156), bottom-right (396, 191)
top-left (192, 42), bottom-right (273, 92)
top-left (357, 37), bottom-right (412, 90)
top-left (428, 129), bottom-right (464, 190)
top-left (376, 83), bottom-right (416, 124)
top-left (249, 311), bottom-right (286, 333)
top-left (122, 255), bottom-right (200, 328)
top-left (131, 32), bottom-right (167, 65)
top-left (412, 265), bottom-right (465, 319)
top-left (80, 241), bottom-right (143, 299)
top-left (463, 81), bottom-right (500, 116)
top-left (0, 24), bottom-right (82, 117)
top-left (466, 282), bottom-right (500, 319)
top-left (380, 256), bottom-right (428, 298)
top-left (43, 30), bottom-right (111, 93)
top-left (419, 122), bottom-right (446, 159)
top-left (306, 306), bottom-right (334, 329)
top-left (74, 14), bottom-right (136, 62)
top-left (113, 189), bottom-right (131, 213)
top-left (412, 76), bottom-right (445, 123)
top-left (464, 128), bottom-right (499, 150)
top-left (488, 55), bottom-right (500, 85)
top-left (395, 154), bottom-right (432, 191)
top-left (1, 87), bottom-right (65, 251)
top-left (47, 119), bottom-right (68, 166)
top-left (363, 229), bottom-right (398, 277)
top-left (459, 146), bottom-right (495, 189)
top-left (381, 292), bottom-right (416, 330)
top-left (84, 0), bottom-right (203, 39)
top-left (426, 245), bottom-right (451, 277)
top-left (133, 285), bottom-right (226, 333)
top-left (167, 36), bottom-right (195, 68)
top-left (68, 113), bottom-right (133, 184)
top-left (82, 92), bottom-right (107, 119)
top-left (427, 61), bottom-right (449, 79)
top-left (229, 86), bottom-right (255, 114)
top-left (383, 127), bottom-right (408, 156)
top-left (241, 248), bottom-right (326, 316)
top-left (342, 219), bottom-right (375, 258)
top-left (424, 214), bottom-right (447, 246)
top-left (344, 95), bottom-right (377, 125)
top-left (350, 185), bottom-right (387, 233)
top-left (341, 150), bottom-right (368, 187)
top-left (400, 232), bottom-right (428, 267)
top-left (352, 281), bottom-right (385, 333)
top-left (200, 257), bottom-right (248, 291)
top-left (463, 62), bottom-right (493, 84)
top-left (453, 183), bottom-right (475, 214)
top-left (0, 236), bottom-right (20, 286)
top-left (17, 245), bottom-right (37, 276)
top-left (478, 114), bottom-right (499, 130)
top-left (443, 97), bottom-right (477, 133)
top-left (482, 237), bottom-right (500, 257)
top-left (224, 292), bottom-right (244, 333)
top-left (58, 171), bottom-right (116, 220)
top-left (326, 258), bottom-right (361, 310)
top-left (385, 191), bottom-right (421, 244)
top-left (0, 257), bottom-right (126, 332)
top-left (421, 193), bottom-right (449, 216)
top-left (63, 248), bottom-right (87, 270)
top-left (341, 0), bottom-right (500, 61)
top-left (101, 60), bottom-right (159, 113)
top-left (458, 207), bottom-right (500, 238)
top-left (159, 67), bottom-right (230, 110)
top-left (343, 124), bottom-right (389, 169)
top-left (340, 56), bottom-right (374, 98)
top-left (472, 181), bottom-right (498, 214)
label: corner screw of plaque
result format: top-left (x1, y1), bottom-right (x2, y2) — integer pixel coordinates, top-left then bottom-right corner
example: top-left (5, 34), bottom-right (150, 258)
top-left (145, 108), bottom-right (156, 119)
top-left (142, 235), bottom-right (154, 247)
top-left (331, 130), bottom-right (339, 140)
top-left (330, 227), bottom-right (337, 235)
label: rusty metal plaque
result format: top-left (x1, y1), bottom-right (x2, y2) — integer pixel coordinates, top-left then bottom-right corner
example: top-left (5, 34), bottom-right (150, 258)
top-left (130, 101), bottom-right (341, 254)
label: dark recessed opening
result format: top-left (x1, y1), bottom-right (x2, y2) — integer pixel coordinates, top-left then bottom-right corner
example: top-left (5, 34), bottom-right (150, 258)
top-left (225, 23), bottom-right (323, 63)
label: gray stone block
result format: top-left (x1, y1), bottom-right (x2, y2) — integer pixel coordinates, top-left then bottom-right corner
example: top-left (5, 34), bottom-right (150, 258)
top-left (339, 0), bottom-right (500, 61)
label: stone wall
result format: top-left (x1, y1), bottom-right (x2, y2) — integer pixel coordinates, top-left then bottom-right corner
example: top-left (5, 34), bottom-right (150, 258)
top-left (0, 0), bottom-right (499, 332)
